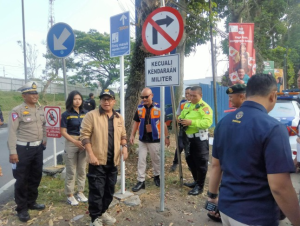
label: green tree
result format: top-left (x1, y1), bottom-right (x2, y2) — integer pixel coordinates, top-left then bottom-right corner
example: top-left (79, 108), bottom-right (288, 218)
top-left (73, 30), bottom-right (131, 90)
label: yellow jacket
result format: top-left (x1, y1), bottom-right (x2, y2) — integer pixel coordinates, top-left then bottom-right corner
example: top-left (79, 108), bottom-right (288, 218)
top-left (80, 108), bottom-right (126, 166)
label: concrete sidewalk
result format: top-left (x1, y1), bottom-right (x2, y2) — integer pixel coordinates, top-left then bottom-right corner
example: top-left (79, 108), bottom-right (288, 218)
top-left (279, 173), bottom-right (300, 225)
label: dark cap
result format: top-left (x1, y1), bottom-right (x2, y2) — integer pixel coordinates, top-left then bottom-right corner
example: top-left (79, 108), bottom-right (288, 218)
top-left (99, 89), bottom-right (115, 99)
top-left (226, 84), bottom-right (246, 94)
top-left (17, 81), bottom-right (38, 94)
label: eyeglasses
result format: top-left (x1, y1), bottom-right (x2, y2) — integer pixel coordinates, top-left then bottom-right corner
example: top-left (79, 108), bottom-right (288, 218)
top-left (101, 98), bottom-right (114, 102)
top-left (140, 95), bottom-right (150, 99)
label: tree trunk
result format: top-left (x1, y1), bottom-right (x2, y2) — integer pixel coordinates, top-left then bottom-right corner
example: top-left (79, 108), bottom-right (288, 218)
top-left (124, 0), bottom-right (156, 151)
top-left (41, 69), bottom-right (58, 100)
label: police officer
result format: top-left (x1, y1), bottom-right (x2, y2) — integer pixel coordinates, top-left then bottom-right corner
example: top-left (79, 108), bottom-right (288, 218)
top-left (7, 82), bottom-right (47, 222)
top-left (226, 84), bottom-right (246, 109)
top-left (0, 106), bottom-right (4, 126)
top-left (179, 86), bottom-right (213, 195)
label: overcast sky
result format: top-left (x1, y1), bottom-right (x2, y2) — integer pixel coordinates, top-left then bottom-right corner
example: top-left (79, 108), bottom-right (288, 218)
top-left (0, 0), bottom-right (228, 82)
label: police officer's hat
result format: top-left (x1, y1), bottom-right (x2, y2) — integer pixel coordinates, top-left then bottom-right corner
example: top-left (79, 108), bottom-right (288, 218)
top-left (99, 89), bottom-right (115, 99)
top-left (226, 84), bottom-right (246, 94)
top-left (17, 82), bottom-right (38, 94)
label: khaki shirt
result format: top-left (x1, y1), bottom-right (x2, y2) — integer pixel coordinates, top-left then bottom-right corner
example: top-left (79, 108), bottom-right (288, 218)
top-left (7, 102), bottom-right (47, 155)
top-left (80, 109), bottom-right (126, 166)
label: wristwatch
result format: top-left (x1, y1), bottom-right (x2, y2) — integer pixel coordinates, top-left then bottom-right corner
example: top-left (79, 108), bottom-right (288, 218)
top-left (122, 144), bottom-right (128, 148)
top-left (207, 191), bottom-right (218, 199)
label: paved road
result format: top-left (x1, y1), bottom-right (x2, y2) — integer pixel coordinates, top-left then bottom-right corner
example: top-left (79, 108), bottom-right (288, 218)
top-left (0, 127), bottom-right (65, 204)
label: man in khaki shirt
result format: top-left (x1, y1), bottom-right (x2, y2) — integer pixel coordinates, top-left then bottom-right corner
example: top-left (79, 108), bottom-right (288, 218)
top-left (7, 82), bottom-right (47, 222)
top-left (80, 89), bottom-right (127, 226)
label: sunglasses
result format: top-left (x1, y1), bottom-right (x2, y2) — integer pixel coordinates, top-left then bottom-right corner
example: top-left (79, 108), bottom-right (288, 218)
top-left (140, 95), bottom-right (150, 99)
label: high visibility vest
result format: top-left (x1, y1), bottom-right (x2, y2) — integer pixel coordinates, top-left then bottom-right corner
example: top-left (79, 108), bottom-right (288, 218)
top-left (137, 102), bottom-right (161, 140)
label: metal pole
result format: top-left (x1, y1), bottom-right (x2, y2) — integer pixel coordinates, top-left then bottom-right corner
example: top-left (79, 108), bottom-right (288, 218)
top-left (160, 87), bottom-right (165, 211)
top-left (62, 58), bottom-right (68, 100)
top-left (209, 0), bottom-right (218, 124)
top-left (170, 87), bottom-right (183, 187)
top-left (21, 0), bottom-right (28, 83)
top-left (284, 53), bottom-right (287, 90)
top-left (159, 0), bottom-right (165, 212)
top-left (120, 55), bottom-right (126, 194)
top-left (53, 138), bottom-right (57, 167)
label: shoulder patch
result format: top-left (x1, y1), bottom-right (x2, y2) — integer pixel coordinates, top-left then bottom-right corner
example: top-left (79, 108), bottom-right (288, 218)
top-left (202, 107), bottom-right (210, 115)
top-left (12, 113), bottom-right (19, 121)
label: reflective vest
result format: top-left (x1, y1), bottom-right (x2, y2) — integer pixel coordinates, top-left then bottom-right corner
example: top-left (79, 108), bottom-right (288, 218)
top-left (137, 103), bottom-right (161, 140)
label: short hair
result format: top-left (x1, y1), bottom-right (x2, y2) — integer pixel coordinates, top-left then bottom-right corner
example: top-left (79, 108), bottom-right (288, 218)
top-left (66, 90), bottom-right (83, 112)
top-left (246, 74), bottom-right (277, 98)
top-left (190, 86), bottom-right (202, 95)
top-left (89, 93), bottom-right (94, 98)
top-left (185, 87), bottom-right (191, 90)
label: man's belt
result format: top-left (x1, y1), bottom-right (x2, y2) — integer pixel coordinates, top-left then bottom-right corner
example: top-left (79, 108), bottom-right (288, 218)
top-left (16, 140), bottom-right (42, 146)
top-left (187, 133), bottom-right (201, 138)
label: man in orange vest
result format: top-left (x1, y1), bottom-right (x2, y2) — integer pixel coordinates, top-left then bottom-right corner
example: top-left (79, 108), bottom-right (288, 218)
top-left (130, 87), bottom-right (170, 192)
top-left (170, 87), bottom-right (191, 172)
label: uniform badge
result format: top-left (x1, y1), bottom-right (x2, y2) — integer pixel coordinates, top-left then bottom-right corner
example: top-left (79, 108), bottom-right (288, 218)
top-left (228, 88), bottom-right (233, 93)
top-left (236, 111), bottom-right (244, 120)
top-left (27, 118), bottom-right (31, 121)
top-left (12, 113), bottom-right (19, 121)
top-left (32, 82), bottom-right (37, 89)
top-left (23, 111), bottom-right (30, 115)
top-left (138, 110), bottom-right (143, 116)
top-left (25, 106), bottom-right (28, 109)
top-left (153, 110), bottom-right (159, 116)
top-left (202, 107), bottom-right (210, 115)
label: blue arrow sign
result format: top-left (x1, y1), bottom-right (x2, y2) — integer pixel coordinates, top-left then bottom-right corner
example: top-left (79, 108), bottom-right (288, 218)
top-left (110, 11), bottom-right (130, 57)
top-left (47, 23), bottom-right (75, 58)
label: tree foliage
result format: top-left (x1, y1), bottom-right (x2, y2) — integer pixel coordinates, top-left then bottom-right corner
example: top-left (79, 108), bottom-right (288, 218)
top-left (214, 0), bottom-right (300, 88)
top-left (72, 30), bottom-right (131, 90)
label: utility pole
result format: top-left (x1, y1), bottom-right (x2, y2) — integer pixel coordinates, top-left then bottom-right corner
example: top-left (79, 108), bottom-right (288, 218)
top-left (209, 0), bottom-right (218, 124)
top-left (21, 0), bottom-right (28, 83)
top-left (3, 67), bottom-right (5, 77)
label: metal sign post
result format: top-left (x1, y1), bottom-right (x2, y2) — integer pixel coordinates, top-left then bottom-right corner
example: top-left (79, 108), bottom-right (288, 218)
top-left (44, 106), bottom-right (61, 167)
top-left (110, 12), bottom-right (130, 194)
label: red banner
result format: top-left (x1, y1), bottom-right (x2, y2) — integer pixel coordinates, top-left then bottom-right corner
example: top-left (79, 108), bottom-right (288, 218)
top-left (228, 23), bottom-right (255, 85)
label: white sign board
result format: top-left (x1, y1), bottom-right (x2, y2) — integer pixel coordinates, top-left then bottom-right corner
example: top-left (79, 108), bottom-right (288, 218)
top-left (145, 54), bottom-right (180, 87)
top-left (44, 106), bottom-right (61, 138)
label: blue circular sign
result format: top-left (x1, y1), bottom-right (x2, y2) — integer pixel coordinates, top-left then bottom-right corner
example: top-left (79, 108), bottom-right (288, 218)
top-left (47, 22), bottom-right (75, 58)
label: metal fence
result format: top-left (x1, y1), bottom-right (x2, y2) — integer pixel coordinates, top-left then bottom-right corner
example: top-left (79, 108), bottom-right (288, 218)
top-left (0, 76), bottom-right (100, 97)
top-left (201, 82), bottom-right (230, 127)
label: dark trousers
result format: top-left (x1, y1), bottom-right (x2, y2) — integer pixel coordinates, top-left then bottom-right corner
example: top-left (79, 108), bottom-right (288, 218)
top-left (186, 138), bottom-right (209, 189)
top-left (87, 164), bottom-right (118, 221)
top-left (13, 144), bottom-right (44, 212)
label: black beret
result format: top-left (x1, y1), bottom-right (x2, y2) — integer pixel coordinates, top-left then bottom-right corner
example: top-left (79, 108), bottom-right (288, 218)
top-left (226, 84), bottom-right (246, 94)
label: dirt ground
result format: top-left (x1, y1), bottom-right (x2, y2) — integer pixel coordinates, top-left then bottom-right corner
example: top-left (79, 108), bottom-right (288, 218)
top-left (0, 135), bottom-right (252, 225)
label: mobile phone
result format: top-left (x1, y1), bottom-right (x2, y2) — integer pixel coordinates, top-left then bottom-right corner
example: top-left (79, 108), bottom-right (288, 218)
top-left (204, 201), bottom-right (218, 212)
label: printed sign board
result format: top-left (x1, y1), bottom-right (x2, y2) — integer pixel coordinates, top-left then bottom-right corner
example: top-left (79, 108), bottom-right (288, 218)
top-left (44, 106), bottom-right (61, 138)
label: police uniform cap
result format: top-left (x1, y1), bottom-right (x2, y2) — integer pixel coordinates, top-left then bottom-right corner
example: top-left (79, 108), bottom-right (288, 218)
top-left (226, 84), bottom-right (246, 94)
top-left (17, 82), bottom-right (38, 94)
top-left (99, 89), bottom-right (115, 99)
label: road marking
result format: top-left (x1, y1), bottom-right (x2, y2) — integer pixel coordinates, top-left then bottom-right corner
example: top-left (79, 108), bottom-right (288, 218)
top-left (0, 150), bottom-right (64, 195)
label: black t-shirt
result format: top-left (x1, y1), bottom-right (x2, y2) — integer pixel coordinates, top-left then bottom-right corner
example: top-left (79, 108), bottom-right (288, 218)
top-left (133, 105), bottom-right (160, 143)
top-left (61, 109), bottom-right (86, 136)
top-left (107, 114), bottom-right (114, 165)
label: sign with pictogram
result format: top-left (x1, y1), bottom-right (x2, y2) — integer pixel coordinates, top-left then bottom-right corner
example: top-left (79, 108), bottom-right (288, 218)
top-left (142, 7), bottom-right (183, 55)
top-left (44, 106), bottom-right (61, 138)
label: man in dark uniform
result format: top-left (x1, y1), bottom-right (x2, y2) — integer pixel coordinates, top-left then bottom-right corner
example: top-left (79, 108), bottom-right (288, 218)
top-left (179, 86), bottom-right (213, 195)
top-left (7, 82), bottom-right (47, 222)
top-left (0, 106), bottom-right (4, 126)
top-left (208, 74), bottom-right (300, 225)
top-left (83, 93), bottom-right (96, 112)
top-left (226, 84), bottom-right (246, 109)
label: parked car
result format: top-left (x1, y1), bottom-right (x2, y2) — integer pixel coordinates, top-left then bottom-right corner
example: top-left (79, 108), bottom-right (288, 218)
top-left (268, 99), bottom-right (300, 159)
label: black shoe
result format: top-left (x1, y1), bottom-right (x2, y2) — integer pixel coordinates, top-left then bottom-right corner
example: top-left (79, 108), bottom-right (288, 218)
top-left (183, 181), bottom-right (197, 188)
top-left (132, 181), bottom-right (145, 192)
top-left (28, 203), bottom-right (45, 210)
top-left (188, 184), bottom-right (203, 196)
top-left (154, 175), bottom-right (160, 187)
top-left (17, 210), bottom-right (30, 222)
top-left (170, 164), bottom-right (178, 172)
